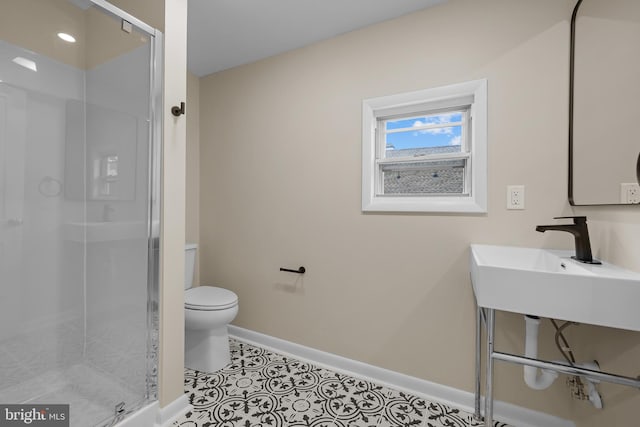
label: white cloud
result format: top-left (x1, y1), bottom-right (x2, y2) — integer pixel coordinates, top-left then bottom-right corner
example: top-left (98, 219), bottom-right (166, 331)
top-left (425, 127), bottom-right (453, 135)
top-left (413, 126), bottom-right (454, 136)
top-left (411, 117), bottom-right (457, 135)
top-left (449, 135), bottom-right (461, 146)
top-left (435, 112), bottom-right (460, 123)
top-left (413, 113), bottom-right (460, 126)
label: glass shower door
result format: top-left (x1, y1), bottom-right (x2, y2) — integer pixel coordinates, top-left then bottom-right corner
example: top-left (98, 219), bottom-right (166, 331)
top-left (82, 2), bottom-right (156, 423)
top-left (0, 1), bottom-right (160, 426)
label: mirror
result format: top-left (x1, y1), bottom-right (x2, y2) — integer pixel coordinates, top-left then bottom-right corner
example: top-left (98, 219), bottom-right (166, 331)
top-left (65, 101), bottom-right (139, 201)
top-left (570, 0), bottom-right (640, 205)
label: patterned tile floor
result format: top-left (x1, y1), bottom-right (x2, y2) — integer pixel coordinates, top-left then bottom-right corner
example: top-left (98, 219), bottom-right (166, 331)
top-left (172, 339), bottom-right (509, 427)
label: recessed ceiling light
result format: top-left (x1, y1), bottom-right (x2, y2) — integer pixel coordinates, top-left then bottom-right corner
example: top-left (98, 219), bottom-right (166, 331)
top-left (12, 57), bottom-right (37, 72)
top-left (57, 32), bottom-right (76, 43)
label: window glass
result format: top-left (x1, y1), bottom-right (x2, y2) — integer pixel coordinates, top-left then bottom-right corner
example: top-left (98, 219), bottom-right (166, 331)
top-left (381, 160), bottom-right (465, 195)
top-left (384, 112), bottom-right (464, 156)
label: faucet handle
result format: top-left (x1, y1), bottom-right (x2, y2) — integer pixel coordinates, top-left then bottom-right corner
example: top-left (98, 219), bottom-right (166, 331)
top-left (553, 216), bottom-right (587, 224)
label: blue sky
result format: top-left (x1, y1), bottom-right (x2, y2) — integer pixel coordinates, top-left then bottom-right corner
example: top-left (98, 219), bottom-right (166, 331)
top-left (385, 112), bottom-right (462, 151)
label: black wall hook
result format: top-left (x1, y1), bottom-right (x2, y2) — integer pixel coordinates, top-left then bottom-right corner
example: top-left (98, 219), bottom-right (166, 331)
top-left (171, 102), bottom-right (185, 117)
top-left (280, 266), bottom-right (306, 274)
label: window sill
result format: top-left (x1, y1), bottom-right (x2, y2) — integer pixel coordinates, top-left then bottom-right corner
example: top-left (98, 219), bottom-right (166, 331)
top-left (362, 195), bottom-right (487, 213)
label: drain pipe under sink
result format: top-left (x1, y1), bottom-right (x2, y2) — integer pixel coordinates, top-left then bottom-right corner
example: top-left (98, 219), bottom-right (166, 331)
top-left (524, 315), bottom-right (559, 390)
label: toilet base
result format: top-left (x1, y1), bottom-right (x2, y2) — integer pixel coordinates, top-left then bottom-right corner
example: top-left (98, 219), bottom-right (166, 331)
top-left (185, 325), bottom-right (231, 373)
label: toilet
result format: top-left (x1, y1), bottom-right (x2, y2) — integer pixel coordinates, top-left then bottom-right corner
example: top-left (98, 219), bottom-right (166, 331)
top-left (184, 243), bottom-right (239, 373)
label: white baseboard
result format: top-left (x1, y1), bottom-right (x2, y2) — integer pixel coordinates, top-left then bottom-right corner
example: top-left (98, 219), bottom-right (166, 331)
top-left (156, 394), bottom-right (191, 427)
top-left (229, 325), bottom-right (575, 427)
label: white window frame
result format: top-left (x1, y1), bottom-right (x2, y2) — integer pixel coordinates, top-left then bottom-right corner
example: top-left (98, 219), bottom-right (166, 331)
top-left (362, 79), bottom-right (487, 213)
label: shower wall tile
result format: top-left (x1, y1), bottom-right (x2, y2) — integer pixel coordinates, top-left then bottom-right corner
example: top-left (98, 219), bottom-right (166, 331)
top-left (0, 348), bottom-right (36, 403)
top-left (1, 321), bottom-right (83, 377)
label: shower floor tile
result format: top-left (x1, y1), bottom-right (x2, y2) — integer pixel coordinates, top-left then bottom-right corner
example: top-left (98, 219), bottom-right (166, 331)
top-left (172, 339), bottom-right (510, 427)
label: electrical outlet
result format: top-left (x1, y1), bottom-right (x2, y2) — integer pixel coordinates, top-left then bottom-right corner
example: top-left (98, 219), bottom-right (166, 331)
top-left (620, 183), bottom-right (640, 204)
top-left (629, 186), bottom-right (640, 204)
top-left (507, 185), bottom-right (525, 210)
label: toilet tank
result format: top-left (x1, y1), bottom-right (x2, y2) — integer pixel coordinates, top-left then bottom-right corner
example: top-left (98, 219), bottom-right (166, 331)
top-left (185, 243), bottom-right (198, 290)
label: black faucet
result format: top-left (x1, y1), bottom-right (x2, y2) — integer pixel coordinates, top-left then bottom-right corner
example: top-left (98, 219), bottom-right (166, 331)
top-left (535, 216), bottom-right (600, 264)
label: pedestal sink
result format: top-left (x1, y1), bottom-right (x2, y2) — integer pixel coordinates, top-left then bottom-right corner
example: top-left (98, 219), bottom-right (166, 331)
top-left (470, 244), bottom-right (640, 332)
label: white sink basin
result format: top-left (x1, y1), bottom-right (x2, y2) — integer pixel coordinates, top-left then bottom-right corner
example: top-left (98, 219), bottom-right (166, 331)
top-left (64, 221), bottom-right (147, 242)
top-left (470, 244), bottom-right (640, 331)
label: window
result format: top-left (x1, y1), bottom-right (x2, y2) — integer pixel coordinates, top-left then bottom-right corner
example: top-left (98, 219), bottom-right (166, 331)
top-left (362, 79), bottom-right (487, 213)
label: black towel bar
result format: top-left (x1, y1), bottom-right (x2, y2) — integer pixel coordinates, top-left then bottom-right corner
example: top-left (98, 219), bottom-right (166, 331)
top-left (280, 266), bottom-right (306, 274)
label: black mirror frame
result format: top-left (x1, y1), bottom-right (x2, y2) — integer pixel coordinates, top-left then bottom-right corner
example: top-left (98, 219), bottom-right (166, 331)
top-left (568, 0), bottom-right (582, 206)
top-left (569, 0), bottom-right (640, 206)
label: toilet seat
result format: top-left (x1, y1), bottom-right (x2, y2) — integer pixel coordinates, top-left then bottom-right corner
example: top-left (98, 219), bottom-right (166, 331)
top-left (185, 286), bottom-right (238, 311)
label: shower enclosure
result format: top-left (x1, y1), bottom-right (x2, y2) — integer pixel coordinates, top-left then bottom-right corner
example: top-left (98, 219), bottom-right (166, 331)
top-left (0, 0), bottom-right (161, 425)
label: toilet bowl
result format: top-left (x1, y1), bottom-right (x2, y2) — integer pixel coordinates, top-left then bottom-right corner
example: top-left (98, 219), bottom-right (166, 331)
top-left (184, 244), bottom-right (238, 373)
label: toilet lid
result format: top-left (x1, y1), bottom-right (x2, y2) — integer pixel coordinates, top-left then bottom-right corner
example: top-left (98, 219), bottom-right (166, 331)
top-left (185, 286), bottom-right (238, 310)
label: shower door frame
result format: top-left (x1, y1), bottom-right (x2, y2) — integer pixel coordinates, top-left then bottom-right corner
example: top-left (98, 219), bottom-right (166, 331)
top-left (89, 0), bottom-right (163, 408)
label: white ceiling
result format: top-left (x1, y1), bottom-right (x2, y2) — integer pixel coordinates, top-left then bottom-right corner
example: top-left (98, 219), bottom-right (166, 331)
top-left (187, 0), bottom-right (446, 77)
